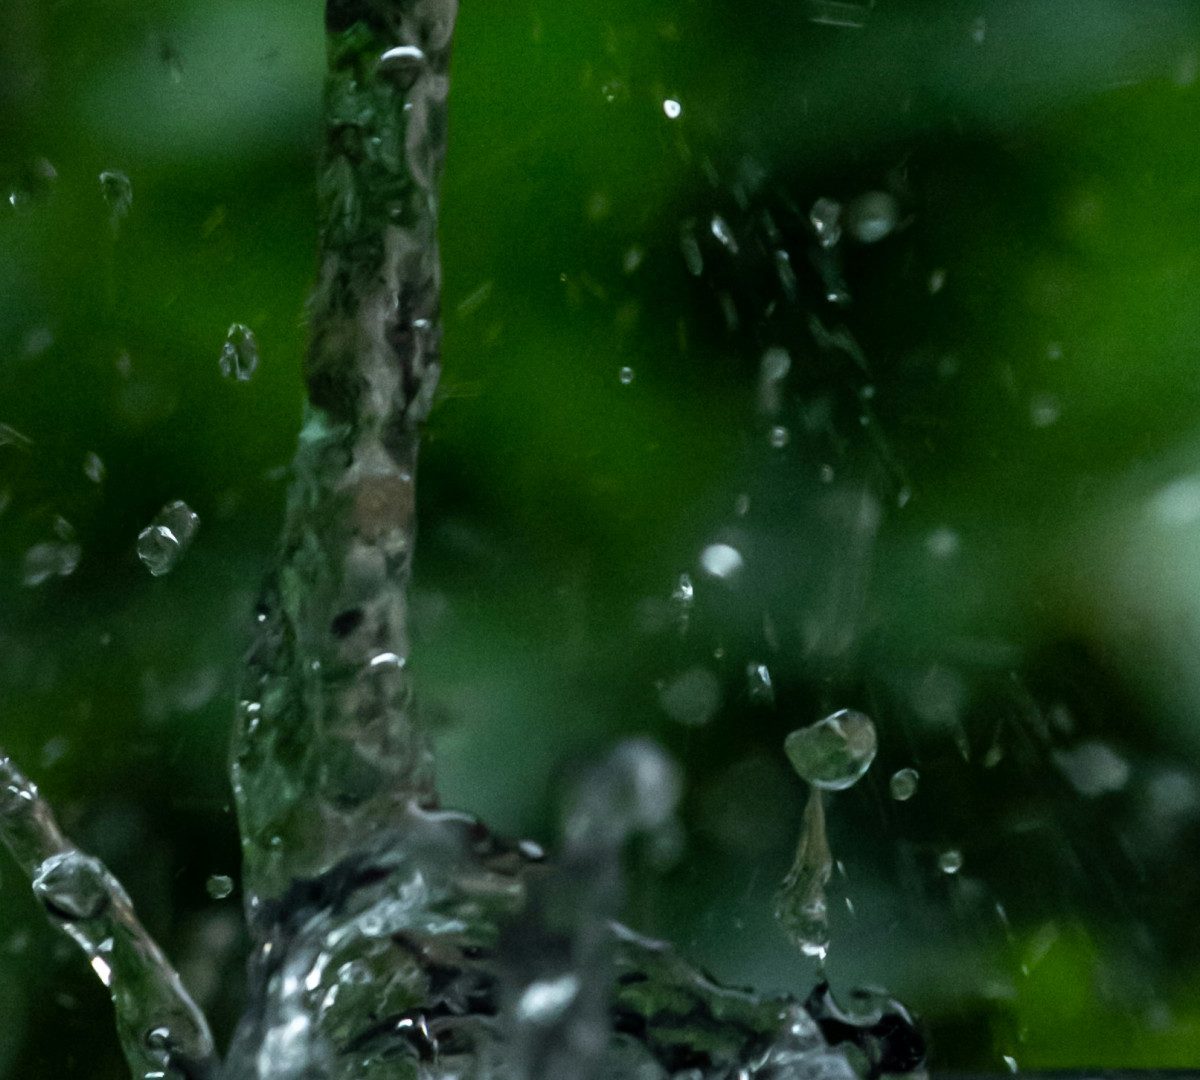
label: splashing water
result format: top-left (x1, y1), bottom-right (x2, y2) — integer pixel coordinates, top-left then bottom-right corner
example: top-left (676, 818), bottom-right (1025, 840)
top-left (0, 3), bottom-right (932, 1079)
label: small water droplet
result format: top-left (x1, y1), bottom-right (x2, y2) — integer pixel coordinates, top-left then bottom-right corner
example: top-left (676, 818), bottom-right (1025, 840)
top-left (1051, 741), bottom-right (1129, 797)
top-left (747, 662), bottom-right (774, 704)
top-left (618, 365), bottom-right (635, 385)
top-left (219, 323), bottom-right (260, 382)
top-left (761, 346), bottom-right (791, 382)
top-left (99, 171), bottom-right (132, 220)
top-left (379, 44), bottom-right (427, 74)
top-left (662, 98), bottom-right (682, 119)
top-left (679, 225), bottom-right (704, 276)
top-left (784, 709), bottom-right (877, 791)
top-left (929, 268), bottom-right (947, 294)
top-left (810, 197), bottom-right (842, 248)
top-left (846, 191), bottom-right (898, 244)
top-left (937, 848), bottom-right (963, 875)
top-left (970, 15), bottom-right (987, 43)
top-left (1003, 1054), bottom-right (1019, 1073)
top-left (205, 874), bottom-right (234, 900)
top-left (516, 973), bottom-right (580, 1024)
top-left (926, 527), bottom-right (960, 559)
top-left (368, 651), bottom-right (406, 672)
top-left (137, 500), bottom-right (199, 576)
top-left (709, 214), bottom-right (738, 253)
top-left (889, 767), bottom-right (919, 801)
top-left (0, 422), bottom-right (33, 451)
top-left (1030, 393), bottom-right (1060, 428)
top-left (23, 541), bottom-right (82, 587)
top-left (700, 542), bottom-right (744, 580)
top-left (769, 425), bottom-right (790, 449)
top-left (658, 667), bottom-right (721, 727)
top-left (32, 852), bottom-right (110, 922)
top-left (83, 451), bottom-right (106, 483)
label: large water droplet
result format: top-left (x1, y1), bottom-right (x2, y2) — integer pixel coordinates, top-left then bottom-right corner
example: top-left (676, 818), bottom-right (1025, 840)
top-left (662, 98), bottom-right (682, 119)
top-left (32, 852), bottom-right (110, 922)
top-left (699, 542), bottom-right (744, 580)
top-left (784, 709), bottom-right (877, 791)
top-left (219, 323), bottom-right (260, 382)
top-left (889, 767), bottom-right (919, 801)
top-left (137, 500), bottom-right (199, 576)
top-left (846, 191), bottom-right (898, 244)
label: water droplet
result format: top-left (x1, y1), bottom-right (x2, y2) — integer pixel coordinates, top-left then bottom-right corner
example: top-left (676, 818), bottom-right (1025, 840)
top-left (810, 197), bottom-right (843, 248)
top-left (926, 527), bottom-right (960, 558)
top-left (709, 214), bottom-right (738, 253)
top-left (205, 875), bottom-right (234, 900)
top-left (618, 365), bottom-right (635, 385)
top-left (775, 788), bottom-right (832, 960)
top-left (662, 98), bottom-right (682, 119)
top-left (1030, 393), bottom-right (1061, 428)
top-left (658, 667), bottom-right (721, 727)
top-left (700, 542), bottom-right (744, 580)
top-left (99, 171), bottom-right (132, 220)
top-left (379, 44), bottom-right (427, 75)
top-left (22, 541), bottom-right (82, 587)
top-left (679, 225), bottom-right (704, 276)
top-left (929, 268), bottom-right (947, 294)
top-left (1003, 1054), bottom-right (1019, 1073)
top-left (515, 973), bottom-right (580, 1024)
top-left (889, 767), bottom-right (919, 801)
top-left (83, 451), bottom-right (106, 483)
top-left (1051, 741), bottom-right (1129, 797)
top-left (846, 191), bottom-right (898, 244)
top-left (970, 15), bottom-right (987, 43)
top-left (0, 422), bottom-right (33, 451)
top-left (32, 852), bottom-right (110, 922)
top-left (368, 651), bottom-right (406, 671)
top-left (761, 346), bottom-right (791, 382)
top-left (747, 662), bottom-right (774, 704)
top-left (137, 500), bottom-right (200, 576)
top-left (784, 709), bottom-right (877, 791)
top-left (219, 323), bottom-right (260, 382)
top-left (769, 425), bottom-right (790, 449)
top-left (937, 848), bottom-right (963, 875)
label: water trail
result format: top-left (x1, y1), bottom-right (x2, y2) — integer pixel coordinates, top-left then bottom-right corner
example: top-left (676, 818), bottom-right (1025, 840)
top-left (232, 0), bottom-right (458, 910)
top-left (0, 752), bottom-right (218, 1080)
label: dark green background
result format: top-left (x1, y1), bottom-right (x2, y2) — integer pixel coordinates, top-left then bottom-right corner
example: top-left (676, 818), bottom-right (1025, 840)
top-left (3, 0), bottom-right (1200, 1074)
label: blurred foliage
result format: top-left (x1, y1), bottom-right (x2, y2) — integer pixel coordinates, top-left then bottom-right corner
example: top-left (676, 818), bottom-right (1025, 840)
top-left (3, 0), bottom-right (1200, 1075)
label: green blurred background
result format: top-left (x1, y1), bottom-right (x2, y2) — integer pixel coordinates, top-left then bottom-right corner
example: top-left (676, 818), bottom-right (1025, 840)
top-left (4, 0), bottom-right (1200, 1074)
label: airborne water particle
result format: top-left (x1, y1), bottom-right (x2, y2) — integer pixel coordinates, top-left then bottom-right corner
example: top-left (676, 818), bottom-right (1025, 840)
top-left (219, 323), bottom-right (260, 381)
top-left (784, 709), bottom-right (877, 791)
top-left (937, 849), bottom-right (963, 874)
top-left (22, 541), bottom-right (82, 587)
top-left (99, 171), bottom-right (132, 220)
top-left (379, 44), bottom-right (427, 75)
top-left (710, 214), bottom-right (738, 252)
top-left (206, 875), bottom-right (234, 900)
top-left (889, 768), bottom-right (919, 801)
top-left (1051, 741), bottom-right (1130, 797)
top-left (662, 98), bottom-right (682, 119)
top-left (769, 425), bottom-right (790, 449)
top-left (971, 15), bottom-right (987, 43)
top-left (926, 527), bottom-right (960, 558)
top-left (515, 973), bottom-right (580, 1024)
top-left (810, 197), bottom-right (842, 248)
top-left (700, 542), bottom-right (744, 579)
top-left (618, 366), bottom-right (635, 385)
top-left (83, 451), bottom-right (106, 483)
top-left (846, 191), bottom-right (898, 244)
top-left (137, 500), bottom-right (200, 576)
top-left (658, 667), bottom-right (721, 727)
top-left (929, 268), bottom-right (947, 294)
top-left (1030, 393), bottom-right (1061, 428)
top-left (747, 662), bottom-right (774, 704)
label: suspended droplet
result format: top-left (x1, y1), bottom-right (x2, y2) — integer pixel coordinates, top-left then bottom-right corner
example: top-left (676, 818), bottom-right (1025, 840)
top-left (970, 15), bottom-right (987, 43)
top-left (1030, 393), bottom-right (1060, 428)
top-left (929, 268), bottom-right (947, 294)
top-left (99, 170), bottom-right (132, 220)
top-left (937, 848), bottom-right (963, 875)
top-left (1051, 741), bottom-right (1129, 797)
top-left (219, 323), bottom-right (260, 382)
top-left (846, 191), bottom-right (898, 244)
top-left (22, 541), bottom-right (82, 587)
top-left (889, 767), bottom-right (919, 801)
top-left (769, 425), bottom-right (790, 449)
top-left (810, 197), bottom-right (843, 248)
top-left (83, 451), bottom-right (106, 483)
top-left (205, 875), bottom-right (234, 900)
top-left (679, 225), bottom-right (704, 276)
top-left (618, 366), bottom-right (635, 385)
top-left (515, 974), bottom-right (580, 1024)
top-left (926, 527), bottom-right (960, 558)
top-left (379, 44), bottom-right (427, 75)
top-left (747, 662), bottom-right (774, 704)
top-left (761, 346), bottom-right (791, 382)
top-left (784, 709), bottom-right (877, 791)
top-left (709, 214), bottom-right (738, 253)
top-left (32, 852), bottom-right (110, 922)
top-left (137, 500), bottom-right (200, 576)
top-left (700, 542), bottom-right (744, 580)
top-left (658, 667), bottom-right (721, 727)
top-left (662, 98), bottom-right (682, 119)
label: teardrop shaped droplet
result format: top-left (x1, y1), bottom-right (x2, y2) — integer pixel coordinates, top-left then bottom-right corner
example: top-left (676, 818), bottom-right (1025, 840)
top-left (785, 709), bottom-right (877, 791)
top-left (32, 852), bottom-right (110, 922)
top-left (219, 323), bottom-right (259, 382)
top-left (889, 767), bottom-right (919, 802)
top-left (137, 500), bottom-right (199, 576)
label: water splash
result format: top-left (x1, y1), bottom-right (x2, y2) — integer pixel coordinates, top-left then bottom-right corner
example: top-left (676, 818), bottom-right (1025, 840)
top-left (0, 754), bottom-right (217, 1080)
